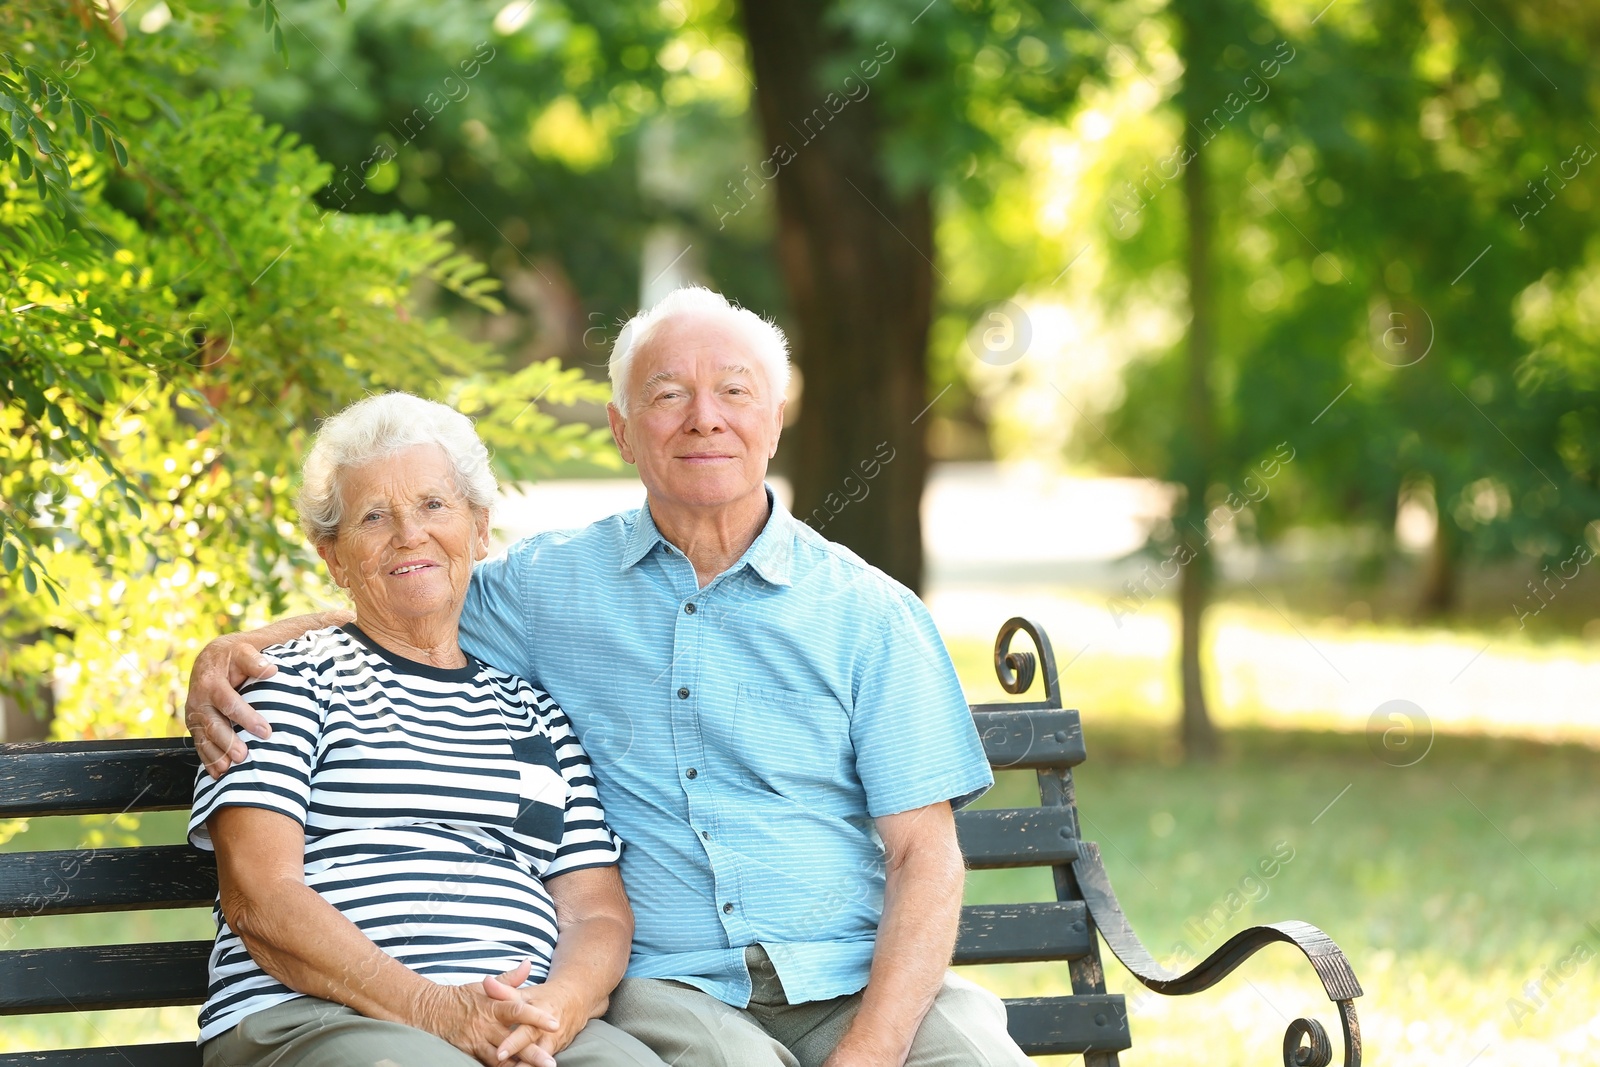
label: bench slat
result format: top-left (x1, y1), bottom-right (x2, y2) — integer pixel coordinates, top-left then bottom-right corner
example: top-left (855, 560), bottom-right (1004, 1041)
top-left (972, 709), bottom-right (1085, 769)
top-left (1005, 994), bottom-right (1132, 1054)
top-left (0, 740), bottom-right (197, 818)
top-left (954, 901), bottom-right (1091, 964)
top-left (2, 901), bottom-right (1091, 1013)
top-left (0, 847), bottom-right (217, 918)
top-left (0, 713), bottom-right (1080, 819)
top-left (0, 941), bottom-right (211, 1014)
top-left (954, 807), bottom-right (1078, 868)
top-left (0, 1045), bottom-right (200, 1067)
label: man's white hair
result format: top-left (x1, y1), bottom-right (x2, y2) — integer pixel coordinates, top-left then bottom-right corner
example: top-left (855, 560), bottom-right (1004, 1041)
top-left (608, 286), bottom-right (791, 415)
top-left (297, 392), bottom-right (497, 545)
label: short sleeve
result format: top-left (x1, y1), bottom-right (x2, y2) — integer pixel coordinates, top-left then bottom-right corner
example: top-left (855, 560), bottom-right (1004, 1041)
top-left (461, 542), bottom-right (536, 683)
top-left (541, 704), bottom-right (624, 878)
top-left (849, 593), bottom-right (993, 818)
top-left (188, 657), bottom-right (323, 850)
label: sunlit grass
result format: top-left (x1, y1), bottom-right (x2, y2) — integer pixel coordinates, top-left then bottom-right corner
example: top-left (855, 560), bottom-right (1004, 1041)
top-left (944, 589), bottom-right (1600, 1066)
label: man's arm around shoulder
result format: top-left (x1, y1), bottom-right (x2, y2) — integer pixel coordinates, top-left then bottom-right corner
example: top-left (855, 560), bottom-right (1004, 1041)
top-left (184, 610), bottom-right (353, 778)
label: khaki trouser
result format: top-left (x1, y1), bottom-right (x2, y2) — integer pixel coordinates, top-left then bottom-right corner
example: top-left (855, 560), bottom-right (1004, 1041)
top-left (603, 946), bottom-right (1034, 1067)
top-left (201, 994), bottom-right (668, 1067)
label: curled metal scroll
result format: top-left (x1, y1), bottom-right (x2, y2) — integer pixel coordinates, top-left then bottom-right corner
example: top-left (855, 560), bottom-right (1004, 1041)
top-left (992, 616), bottom-right (1062, 706)
top-left (1283, 1000), bottom-right (1361, 1067)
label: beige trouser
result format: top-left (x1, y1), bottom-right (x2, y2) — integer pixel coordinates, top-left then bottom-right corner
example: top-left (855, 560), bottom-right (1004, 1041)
top-left (201, 994), bottom-right (668, 1067)
top-left (603, 946), bottom-right (1033, 1067)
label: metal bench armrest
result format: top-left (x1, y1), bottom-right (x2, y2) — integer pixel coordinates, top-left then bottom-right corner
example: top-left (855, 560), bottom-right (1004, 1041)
top-left (1072, 841), bottom-right (1364, 1067)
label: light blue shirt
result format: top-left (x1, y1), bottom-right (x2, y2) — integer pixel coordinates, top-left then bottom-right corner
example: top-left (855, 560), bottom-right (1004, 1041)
top-left (458, 487), bottom-right (992, 1007)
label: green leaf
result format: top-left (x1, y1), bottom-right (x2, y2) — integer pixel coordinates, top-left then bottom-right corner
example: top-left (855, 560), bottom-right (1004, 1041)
top-left (23, 67), bottom-right (42, 99)
top-left (16, 147), bottom-right (30, 179)
top-left (22, 565), bottom-right (37, 595)
top-left (273, 24), bottom-right (286, 62)
top-left (90, 118), bottom-right (105, 152)
top-left (111, 137), bottom-right (127, 168)
top-left (29, 118), bottom-right (50, 155)
top-left (34, 166), bottom-right (47, 202)
top-left (2, 540), bottom-right (17, 573)
top-left (70, 99), bottom-right (86, 136)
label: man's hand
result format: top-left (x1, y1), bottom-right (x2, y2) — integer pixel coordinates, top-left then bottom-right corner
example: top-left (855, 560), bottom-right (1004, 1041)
top-left (184, 635), bottom-right (276, 779)
top-left (486, 972), bottom-right (593, 1065)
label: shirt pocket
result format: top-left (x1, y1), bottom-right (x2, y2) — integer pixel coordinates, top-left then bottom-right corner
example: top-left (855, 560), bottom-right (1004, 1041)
top-left (508, 733), bottom-right (567, 847)
top-left (731, 683), bottom-right (852, 789)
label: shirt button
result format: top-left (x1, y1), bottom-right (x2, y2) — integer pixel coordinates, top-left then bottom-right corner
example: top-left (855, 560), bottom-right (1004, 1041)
top-left (723, 902), bottom-right (734, 914)
top-left (684, 602), bottom-right (697, 615)
top-left (701, 830), bottom-right (710, 840)
top-left (677, 687), bottom-right (690, 700)
top-left (686, 768), bottom-right (698, 779)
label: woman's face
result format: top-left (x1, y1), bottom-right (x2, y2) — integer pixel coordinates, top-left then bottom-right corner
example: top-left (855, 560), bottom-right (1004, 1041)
top-left (316, 444), bottom-right (489, 631)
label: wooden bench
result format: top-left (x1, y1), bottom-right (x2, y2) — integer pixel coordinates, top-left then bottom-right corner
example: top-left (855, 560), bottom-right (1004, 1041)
top-left (0, 617), bottom-right (1363, 1065)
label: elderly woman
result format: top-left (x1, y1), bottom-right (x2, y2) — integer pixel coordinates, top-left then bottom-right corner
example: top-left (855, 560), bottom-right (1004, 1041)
top-left (189, 394), bottom-right (665, 1067)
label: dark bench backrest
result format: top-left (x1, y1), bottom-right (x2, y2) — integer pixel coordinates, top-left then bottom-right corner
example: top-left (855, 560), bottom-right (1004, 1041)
top-left (0, 618), bottom-right (1129, 1064)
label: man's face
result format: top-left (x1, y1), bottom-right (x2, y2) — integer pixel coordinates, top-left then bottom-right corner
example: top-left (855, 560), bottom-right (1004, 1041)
top-left (607, 312), bottom-right (785, 515)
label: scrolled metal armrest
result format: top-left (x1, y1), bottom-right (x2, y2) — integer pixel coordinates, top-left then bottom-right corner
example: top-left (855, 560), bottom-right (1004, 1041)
top-left (1072, 841), bottom-right (1363, 1066)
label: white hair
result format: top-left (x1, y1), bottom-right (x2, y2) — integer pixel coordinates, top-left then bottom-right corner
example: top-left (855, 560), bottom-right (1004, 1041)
top-left (297, 392), bottom-right (496, 545)
top-left (608, 286), bottom-right (791, 415)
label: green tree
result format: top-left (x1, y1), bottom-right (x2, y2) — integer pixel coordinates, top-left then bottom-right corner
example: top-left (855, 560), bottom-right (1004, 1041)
top-left (1, 2), bottom-right (611, 741)
top-left (1089, 0), bottom-right (1599, 753)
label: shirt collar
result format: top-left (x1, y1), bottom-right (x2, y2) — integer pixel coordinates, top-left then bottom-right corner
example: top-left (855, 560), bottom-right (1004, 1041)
top-left (621, 484), bottom-right (795, 588)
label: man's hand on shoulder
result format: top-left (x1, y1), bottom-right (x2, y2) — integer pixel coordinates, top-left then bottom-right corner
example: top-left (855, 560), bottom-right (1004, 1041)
top-left (185, 635), bottom-right (277, 780)
top-left (184, 610), bottom-right (354, 779)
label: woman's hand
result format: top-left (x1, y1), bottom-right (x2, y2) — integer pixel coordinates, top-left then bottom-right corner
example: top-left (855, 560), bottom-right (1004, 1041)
top-left (484, 970), bottom-right (596, 1065)
top-left (413, 961), bottom-right (562, 1067)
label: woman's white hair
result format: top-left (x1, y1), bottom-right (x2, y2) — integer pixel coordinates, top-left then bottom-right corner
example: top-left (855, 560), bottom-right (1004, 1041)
top-left (608, 286), bottom-right (791, 415)
top-left (297, 392), bottom-right (496, 545)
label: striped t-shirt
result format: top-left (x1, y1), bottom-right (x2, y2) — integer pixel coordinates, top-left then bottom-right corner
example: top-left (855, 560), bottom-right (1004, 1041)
top-left (188, 624), bottom-right (621, 1042)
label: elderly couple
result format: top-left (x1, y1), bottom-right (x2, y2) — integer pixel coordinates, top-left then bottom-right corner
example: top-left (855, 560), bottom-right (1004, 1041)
top-left (184, 287), bottom-right (1032, 1067)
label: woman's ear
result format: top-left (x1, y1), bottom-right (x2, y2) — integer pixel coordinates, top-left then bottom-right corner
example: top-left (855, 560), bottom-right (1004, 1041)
top-left (316, 540), bottom-right (349, 589)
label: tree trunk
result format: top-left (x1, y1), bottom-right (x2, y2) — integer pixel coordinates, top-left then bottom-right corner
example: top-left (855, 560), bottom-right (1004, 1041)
top-left (1175, 0), bottom-right (1220, 761)
top-left (739, 1), bottom-right (933, 592)
top-left (1417, 490), bottom-right (1457, 616)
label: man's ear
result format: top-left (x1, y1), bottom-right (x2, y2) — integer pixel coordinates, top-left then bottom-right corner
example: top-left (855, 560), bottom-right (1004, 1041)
top-left (607, 403), bottom-right (636, 465)
top-left (316, 540), bottom-right (349, 589)
top-left (769, 398), bottom-right (786, 457)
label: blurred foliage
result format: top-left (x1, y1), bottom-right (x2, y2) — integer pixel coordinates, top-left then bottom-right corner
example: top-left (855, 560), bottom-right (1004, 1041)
top-left (1123, 0), bottom-right (1600, 587)
top-left (967, 0), bottom-right (1600, 608)
top-left (0, 1), bottom-right (613, 741)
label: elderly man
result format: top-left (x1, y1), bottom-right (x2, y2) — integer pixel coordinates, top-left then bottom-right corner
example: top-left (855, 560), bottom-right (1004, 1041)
top-left (186, 287), bottom-right (1032, 1067)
